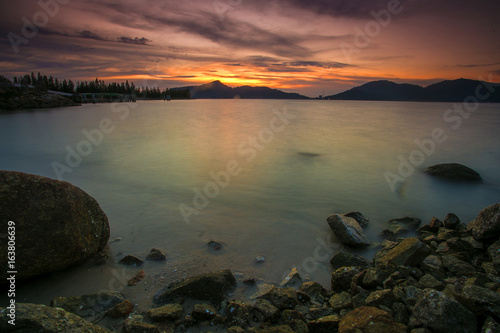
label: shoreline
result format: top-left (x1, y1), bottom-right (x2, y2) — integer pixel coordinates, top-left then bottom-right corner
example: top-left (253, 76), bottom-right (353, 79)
top-left (2, 204), bottom-right (500, 332)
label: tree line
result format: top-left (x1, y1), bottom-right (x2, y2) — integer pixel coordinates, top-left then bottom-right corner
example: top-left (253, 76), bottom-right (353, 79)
top-left (2, 72), bottom-right (190, 99)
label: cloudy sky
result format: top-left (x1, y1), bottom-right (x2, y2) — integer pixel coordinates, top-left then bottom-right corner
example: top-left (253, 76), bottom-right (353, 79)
top-left (0, 0), bottom-right (499, 96)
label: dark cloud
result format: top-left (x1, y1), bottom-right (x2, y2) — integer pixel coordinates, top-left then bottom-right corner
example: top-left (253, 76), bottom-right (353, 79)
top-left (277, 61), bottom-right (353, 69)
top-left (117, 36), bottom-right (152, 45)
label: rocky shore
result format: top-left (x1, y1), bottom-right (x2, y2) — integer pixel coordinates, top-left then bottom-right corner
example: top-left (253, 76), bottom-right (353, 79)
top-left (2, 201), bottom-right (500, 332)
top-left (0, 90), bottom-right (80, 111)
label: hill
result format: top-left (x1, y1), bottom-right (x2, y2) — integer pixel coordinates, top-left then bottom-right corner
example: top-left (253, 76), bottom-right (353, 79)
top-left (325, 79), bottom-right (500, 102)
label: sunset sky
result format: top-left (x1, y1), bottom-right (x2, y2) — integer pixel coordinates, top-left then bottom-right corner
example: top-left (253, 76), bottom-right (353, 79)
top-left (1, 0), bottom-right (499, 97)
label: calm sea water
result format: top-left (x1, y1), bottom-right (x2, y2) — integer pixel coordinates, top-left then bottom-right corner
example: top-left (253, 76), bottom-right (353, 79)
top-left (1, 100), bottom-right (500, 307)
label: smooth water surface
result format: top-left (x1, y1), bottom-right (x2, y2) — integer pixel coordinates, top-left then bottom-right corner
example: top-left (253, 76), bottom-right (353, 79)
top-left (1, 100), bottom-right (499, 307)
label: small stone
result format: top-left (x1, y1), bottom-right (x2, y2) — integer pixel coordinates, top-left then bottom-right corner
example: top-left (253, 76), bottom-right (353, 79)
top-left (280, 267), bottom-right (302, 288)
top-left (147, 248), bottom-right (167, 261)
top-left (226, 301), bottom-right (252, 327)
top-left (255, 256), bottom-right (266, 263)
top-left (327, 214), bottom-right (370, 247)
top-left (208, 241), bottom-right (223, 250)
top-left (331, 266), bottom-right (362, 293)
top-left (107, 300), bottom-right (134, 318)
top-left (251, 299), bottom-right (280, 323)
top-left (328, 291), bottom-right (352, 311)
top-left (128, 270), bottom-right (146, 286)
top-left (192, 303), bottom-right (217, 321)
top-left (364, 289), bottom-right (396, 308)
top-left (444, 213), bottom-right (461, 229)
top-left (362, 267), bottom-right (391, 289)
top-left (417, 274), bottom-right (444, 290)
top-left (299, 281), bottom-right (325, 298)
top-left (147, 303), bottom-right (184, 322)
top-left (119, 255), bottom-right (144, 266)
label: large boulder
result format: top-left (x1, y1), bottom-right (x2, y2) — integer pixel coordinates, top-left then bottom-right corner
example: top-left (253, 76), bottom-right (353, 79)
top-left (327, 214), bottom-right (370, 247)
top-left (0, 303), bottom-right (109, 332)
top-left (410, 289), bottom-right (477, 333)
top-left (424, 163), bottom-right (482, 182)
top-left (467, 203), bottom-right (500, 241)
top-left (153, 270), bottom-right (236, 304)
top-left (0, 171), bottom-right (110, 280)
top-left (375, 238), bottom-right (430, 267)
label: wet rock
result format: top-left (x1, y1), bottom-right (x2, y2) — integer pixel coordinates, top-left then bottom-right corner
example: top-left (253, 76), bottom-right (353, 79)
top-left (147, 303), bottom-right (184, 321)
top-left (424, 163), bottom-right (482, 182)
top-left (251, 299), bottom-right (280, 323)
top-left (255, 325), bottom-right (295, 333)
top-left (380, 229), bottom-right (397, 241)
top-left (375, 238), bottom-right (430, 267)
top-left (458, 284), bottom-right (500, 317)
top-left (308, 306), bottom-right (334, 320)
top-left (339, 306), bottom-right (406, 333)
top-left (119, 255), bottom-right (145, 266)
top-left (392, 302), bottom-right (410, 325)
top-left (417, 274), bottom-right (445, 290)
top-left (208, 240), bottom-right (224, 250)
top-left (328, 291), bottom-right (352, 311)
top-left (0, 171), bottom-right (110, 281)
top-left (331, 266), bottom-right (362, 293)
top-left (362, 267), bottom-right (391, 289)
top-left (128, 270), bottom-right (146, 286)
top-left (280, 267), bottom-right (302, 288)
top-left (153, 269), bottom-right (236, 304)
top-left (255, 256), bottom-right (266, 263)
top-left (282, 309), bottom-right (307, 324)
top-left (192, 303), bottom-right (218, 321)
top-left (50, 291), bottom-right (124, 322)
top-left (308, 314), bottom-right (341, 333)
top-left (147, 248), bottom-right (167, 261)
top-left (386, 217), bottom-right (422, 235)
top-left (289, 319), bottom-right (309, 333)
top-left (124, 315), bottom-right (161, 333)
top-left (410, 289), bottom-right (477, 333)
top-left (330, 252), bottom-right (370, 270)
top-left (256, 285), bottom-right (298, 310)
top-left (0, 303), bottom-right (110, 332)
top-left (441, 255), bottom-right (476, 277)
top-left (488, 240), bottom-right (500, 272)
top-left (444, 213), bottom-right (461, 230)
top-left (420, 255), bottom-right (446, 280)
top-left (226, 301), bottom-right (252, 327)
top-left (326, 214), bottom-right (370, 247)
top-left (342, 211), bottom-right (369, 228)
top-left (299, 281), bottom-right (326, 298)
top-left (468, 203), bottom-right (500, 241)
top-left (107, 300), bottom-right (134, 318)
top-left (364, 289), bottom-right (396, 308)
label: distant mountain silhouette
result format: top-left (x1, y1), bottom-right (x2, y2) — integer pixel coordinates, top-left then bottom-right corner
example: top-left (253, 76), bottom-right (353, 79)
top-left (172, 80), bottom-right (309, 99)
top-left (325, 79), bottom-right (500, 102)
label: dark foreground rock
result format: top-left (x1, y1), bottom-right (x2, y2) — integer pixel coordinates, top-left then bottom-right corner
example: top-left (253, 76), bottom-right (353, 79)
top-left (0, 303), bottom-right (109, 332)
top-left (0, 170), bottom-right (110, 280)
top-left (467, 203), bottom-right (500, 241)
top-left (153, 269), bottom-right (236, 304)
top-left (424, 163), bottom-right (482, 182)
top-left (327, 214), bottom-right (370, 247)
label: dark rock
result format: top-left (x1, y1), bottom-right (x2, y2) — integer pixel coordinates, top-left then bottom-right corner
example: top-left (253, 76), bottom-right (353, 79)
top-left (444, 213), bottom-right (461, 229)
top-left (331, 266), bottom-right (362, 293)
top-left (299, 281), bottom-right (326, 298)
top-left (147, 248), bottom-right (167, 261)
top-left (327, 214), bottom-right (370, 247)
top-left (251, 299), bottom-right (280, 323)
top-left (192, 303), bottom-right (217, 321)
top-left (153, 270), bottom-right (236, 304)
top-left (282, 309), bottom-right (307, 324)
top-left (424, 163), bottom-right (482, 182)
top-left (147, 303), bottom-right (184, 321)
top-left (256, 285), bottom-right (298, 310)
top-left (107, 300), bottom-right (134, 318)
top-left (458, 285), bottom-right (500, 318)
top-left (342, 211), bottom-right (369, 228)
top-left (437, 227), bottom-right (463, 240)
top-left (482, 316), bottom-right (500, 333)
top-left (330, 252), bottom-right (370, 270)
top-left (308, 314), bottom-right (341, 333)
top-left (428, 217), bottom-right (443, 231)
top-left (289, 319), bottom-right (309, 333)
top-left (386, 217), bottom-right (422, 235)
top-left (227, 327), bottom-right (246, 333)
top-left (280, 267), bottom-right (302, 288)
top-left (296, 291), bottom-right (311, 304)
top-left (488, 240), bottom-right (500, 272)
top-left (339, 306), bottom-right (406, 333)
top-left (50, 291), bottom-right (124, 322)
top-left (375, 238), bottom-right (431, 267)
top-left (362, 267), bottom-right (391, 289)
top-left (255, 325), bottom-right (295, 333)
top-left (410, 289), bottom-right (477, 333)
top-left (128, 270), bottom-right (146, 286)
top-left (402, 286), bottom-right (423, 307)
top-left (328, 291), bottom-right (353, 311)
top-left (417, 274), bottom-right (445, 290)
top-left (441, 255), bottom-right (476, 277)
top-left (0, 171), bottom-right (110, 281)
top-left (468, 203), bottom-right (500, 241)
top-left (392, 302), bottom-right (410, 325)
top-left (255, 256), bottom-right (266, 263)
top-left (119, 255), bottom-right (145, 266)
top-left (364, 289), bottom-right (396, 308)
top-left (124, 315), bottom-right (161, 332)
top-left (380, 229), bottom-right (397, 241)
top-left (0, 303), bottom-right (109, 332)
top-left (243, 277), bottom-right (256, 285)
top-left (208, 240), bottom-right (223, 250)
top-left (226, 301), bottom-right (252, 327)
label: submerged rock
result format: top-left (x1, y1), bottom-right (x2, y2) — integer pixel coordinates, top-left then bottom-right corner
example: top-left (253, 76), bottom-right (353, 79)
top-left (153, 269), bottom-right (236, 304)
top-left (147, 248), bottom-right (167, 261)
top-left (119, 255), bottom-right (145, 266)
top-left (386, 216), bottom-right (422, 235)
top-left (208, 240), bottom-right (224, 250)
top-left (0, 303), bottom-right (109, 332)
top-left (424, 163), bottom-right (482, 182)
top-left (467, 203), bottom-right (500, 241)
top-left (330, 252), bottom-right (370, 270)
top-left (327, 214), bottom-right (370, 247)
top-left (0, 170), bottom-right (110, 281)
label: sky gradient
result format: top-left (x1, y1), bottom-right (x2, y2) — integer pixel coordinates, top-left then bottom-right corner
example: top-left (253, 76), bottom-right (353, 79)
top-left (1, 0), bottom-right (499, 97)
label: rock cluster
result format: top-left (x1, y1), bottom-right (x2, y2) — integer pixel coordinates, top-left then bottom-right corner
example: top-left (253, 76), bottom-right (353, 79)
top-left (0, 91), bottom-right (79, 110)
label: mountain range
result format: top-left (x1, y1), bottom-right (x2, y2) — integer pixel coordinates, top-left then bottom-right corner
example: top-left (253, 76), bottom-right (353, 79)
top-left (324, 79), bottom-right (500, 103)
